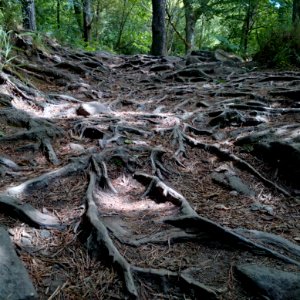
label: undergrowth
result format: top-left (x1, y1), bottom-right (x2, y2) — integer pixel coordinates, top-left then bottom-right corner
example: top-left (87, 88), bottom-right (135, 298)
top-left (254, 25), bottom-right (300, 68)
top-left (0, 27), bottom-right (15, 71)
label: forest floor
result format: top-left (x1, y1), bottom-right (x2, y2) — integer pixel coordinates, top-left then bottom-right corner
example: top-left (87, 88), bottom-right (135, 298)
top-left (0, 35), bottom-right (299, 300)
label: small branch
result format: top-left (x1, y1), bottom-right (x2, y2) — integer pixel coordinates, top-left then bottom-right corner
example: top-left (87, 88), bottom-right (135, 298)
top-left (165, 7), bottom-right (189, 49)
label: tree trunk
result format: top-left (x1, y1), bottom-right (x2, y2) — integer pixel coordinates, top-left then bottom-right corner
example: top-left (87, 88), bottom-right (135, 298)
top-left (82, 0), bottom-right (92, 43)
top-left (21, 0), bottom-right (37, 31)
top-left (115, 0), bottom-right (129, 50)
top-left (240, 1), bottom-right (257, 55)
top-left (73, 0), bottom-right (82, 31)
top-left (293, 0), bottom-right (300, 25)
top-left (57, 0), bottom-right (61, 29)
top-left (151, 0), bottom-right (166, 56)
top-left (183, 0), bottom-right (196, 54)
top-left (240, 9), bottom-right (251, 54)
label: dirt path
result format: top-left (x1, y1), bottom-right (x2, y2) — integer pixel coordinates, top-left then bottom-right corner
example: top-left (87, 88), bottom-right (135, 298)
top-left (0, 36), bottom-right (299, 299)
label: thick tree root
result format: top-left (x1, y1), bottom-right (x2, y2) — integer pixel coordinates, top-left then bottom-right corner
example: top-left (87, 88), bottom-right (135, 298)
top-left (132, 266), bottom-right (219, 300)
top-left (0, 195), bottom-right (60, 228)
top-left (165, 216), bottom-right (300, 267)
top-left (131, 229), bottom-right (200, 247)
top-left (134, 172), bottom-right (197, 216)
top-left (150, 147), bottom-right (170, 179)
top-left (40, 138), bottom-right (60, 165)
top-left (234, 228), bottom-right (300, 260)
top-left (131, 173), bottom-right (300, 267)
top-left (80, 169), bottom-right (138, 298)
top-left (0, 156), bottom-right (21, 171)
top-left (80, 164), bottom-right (223, 299)
top-left (5, 159), bottom-right (89, 196)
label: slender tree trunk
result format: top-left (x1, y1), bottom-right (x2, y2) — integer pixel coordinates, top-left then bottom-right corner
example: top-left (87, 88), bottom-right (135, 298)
top-left (183, 0), bottom-right (196, 54)
top-left (115, 0), bottom-right (138, 50)
top-left (73, 0), bottom-right (82, 31)
top-left (94, 0), bottom-right (101, 40)
top-left (151, 0), bottom-right (166, 56)
top-left (57, 0), bottom-right (61, 29)
top-left (82, 0), bottom-right (92, 43)
top-left (293, 0), bottom-right (300, 25)
top-left (21, 0), bottom-right (37, 31)
top-left (240, 1), bottom-right (257, 55)
top-left (240, 9), bottom-right (251, 54)
top-left (115, 0), bottom-right (128, 49)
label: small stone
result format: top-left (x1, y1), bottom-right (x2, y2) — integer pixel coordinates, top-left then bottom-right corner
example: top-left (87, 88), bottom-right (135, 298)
top-left (76, 101), bottom-right (112, 117)
top-left (40, 229), bottom-right (51, 239)
top-left (21, 237), bottom-right (32, 247)
top-left (52, 55), bottom-right (62, 63)
top-left (21, 231), bottom-right (32, 238)
top-left (68, 143), bottom-right (85, 153)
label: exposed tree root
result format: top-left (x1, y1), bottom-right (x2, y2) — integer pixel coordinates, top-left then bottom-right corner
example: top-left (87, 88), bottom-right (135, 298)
top-left (5, 158), bottom-right (89, 196)
top-left (0, 156), bottom-right (21, 171)
top-left (165, 216), bottom-right (300, 267)
top-left (80, 169), bottom-right (138, 298)
top-left (130, 173), bottom-right (300, 267)
top-left (234, 228), bottom-right (300, 260)
top-left (182, 133), bottom-right (292, 197)
top-left (132, 266), bottom-right (219, 300)
top-left (134, 172), bottom-right (197, 216)
top-left (1, 40), bottom-right (300, 299)
top-left (126, 229), bottom-right (200, 247)
top-left (0, 195), bottom-right (60, 228)
top-left (40, 138), bottom-right (60, 165)
top-left (150, 147), bottom-right (170, 179)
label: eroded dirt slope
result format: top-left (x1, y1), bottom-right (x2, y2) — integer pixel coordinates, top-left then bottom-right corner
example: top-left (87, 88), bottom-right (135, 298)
top-left (0, 36), bottom-right (299, 299)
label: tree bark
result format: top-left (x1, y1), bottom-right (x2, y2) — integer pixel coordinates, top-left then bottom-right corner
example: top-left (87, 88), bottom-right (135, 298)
top-left (183, 0), bottom-right (208, 54)
top-left (151, 0), bottom-right (166, 56)
top-left (82, 0), bottom-right (92, 43)
top-left (21, 0), bottom-right (37, 31)
top-left (57, 0), bottom-right (61, 29)
top-left (183, 0), bottom-right (196, 54)
top-left (240, 1), bottom-right (257, 55)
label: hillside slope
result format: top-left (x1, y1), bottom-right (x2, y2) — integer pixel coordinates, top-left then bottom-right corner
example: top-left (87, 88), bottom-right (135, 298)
top-left (0, 35), bottom-right (299, 299)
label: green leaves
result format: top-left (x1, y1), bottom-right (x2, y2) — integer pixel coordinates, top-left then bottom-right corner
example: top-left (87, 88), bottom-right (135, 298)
top-left (0, 28), bottom-right (15, 71)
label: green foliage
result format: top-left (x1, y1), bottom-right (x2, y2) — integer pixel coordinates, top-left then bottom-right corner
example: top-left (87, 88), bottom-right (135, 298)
top-left (254, 25), bottom-right (300, 68)
top-left (0, 0), bottom-right (22, 31)
top-left (0, 0), bottom-right (298, 67)
top-left (215, 35), bottom-right (239, 52)
top-left (0, 27), bottom-right (15, 71)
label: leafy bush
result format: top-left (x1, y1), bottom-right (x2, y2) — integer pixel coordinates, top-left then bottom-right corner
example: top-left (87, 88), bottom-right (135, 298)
top-left (254, 25), bottom-right (300, 68)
